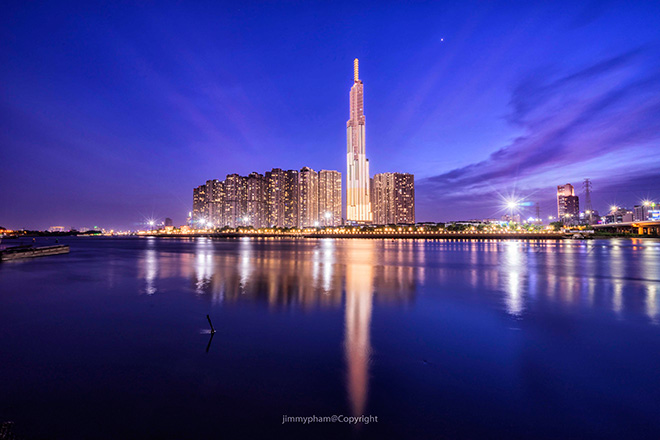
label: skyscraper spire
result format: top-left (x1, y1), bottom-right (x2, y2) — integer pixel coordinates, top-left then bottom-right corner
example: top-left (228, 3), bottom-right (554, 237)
top-left (354, 58), bottom-right (359, 82)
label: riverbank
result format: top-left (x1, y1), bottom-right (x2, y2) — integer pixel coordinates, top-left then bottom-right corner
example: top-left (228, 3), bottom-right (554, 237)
top-left (138, 231), bottom-right (566, 240)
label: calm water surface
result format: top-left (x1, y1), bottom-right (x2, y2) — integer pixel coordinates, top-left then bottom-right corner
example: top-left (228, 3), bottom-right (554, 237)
top-left (1, 236), bottom-right (660, 439)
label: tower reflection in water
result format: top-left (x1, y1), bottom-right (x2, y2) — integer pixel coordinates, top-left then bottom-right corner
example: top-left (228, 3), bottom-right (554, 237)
top-left (184, 237), bottom-right (419, 415)
top-left (344, 240), bottom-right (374, 416)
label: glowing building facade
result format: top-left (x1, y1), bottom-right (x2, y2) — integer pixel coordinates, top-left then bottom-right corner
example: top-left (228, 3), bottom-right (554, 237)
top-left (265, 168), bottom-right (286, 227)
top-left (346, 58), bottom-right (372, 224)
top-left (319, 170), bottom-right (342, 227)
top-left (300, 167), bottom-right (319, 227)
top-left (557, 183), bottom-right (580, 223)
top-left (371, 173), bottom-right (415, 225)
top-left (246, 172), bottom-right (266, 228)
top-left (283, 170), bottom-right (300, 228)
top-left (192, 184), bottom-right (207, 223)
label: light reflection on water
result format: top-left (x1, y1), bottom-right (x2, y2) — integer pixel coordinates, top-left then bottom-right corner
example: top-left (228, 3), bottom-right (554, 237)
top-left (134, 238), bottom-right (660, 325)
top-left (344, 240), bottom-right (374, 417)
top-left (133, 237), bottom-right (660, 420)
top-left (135, 237), bottom-right (660, 318)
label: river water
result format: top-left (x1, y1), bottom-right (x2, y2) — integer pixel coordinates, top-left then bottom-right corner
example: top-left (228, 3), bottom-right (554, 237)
top-left (1, 236), bottom-right (659, 439)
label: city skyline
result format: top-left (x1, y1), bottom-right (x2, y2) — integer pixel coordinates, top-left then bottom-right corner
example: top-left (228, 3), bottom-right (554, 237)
top-left (2, 1), bottom-right (660, 230)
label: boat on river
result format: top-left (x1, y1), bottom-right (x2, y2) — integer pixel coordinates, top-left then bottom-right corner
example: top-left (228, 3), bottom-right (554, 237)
top-left (0, 244), bottom-right (70, 261)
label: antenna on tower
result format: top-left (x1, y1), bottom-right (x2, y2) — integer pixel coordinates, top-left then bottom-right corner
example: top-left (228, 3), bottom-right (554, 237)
top-left (354, 58), bottom-right (359, 82)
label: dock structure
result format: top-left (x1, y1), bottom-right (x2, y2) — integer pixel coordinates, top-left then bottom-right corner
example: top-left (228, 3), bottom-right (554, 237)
top-left (0, 245), bottom-right (70, 261)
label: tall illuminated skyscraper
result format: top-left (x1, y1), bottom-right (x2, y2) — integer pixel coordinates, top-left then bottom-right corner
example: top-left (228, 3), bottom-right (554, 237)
top-left (346, 58), bottom-right (372, 223)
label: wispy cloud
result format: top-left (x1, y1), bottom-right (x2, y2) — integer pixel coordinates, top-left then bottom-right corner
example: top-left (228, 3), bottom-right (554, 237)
top-left (417, 45), bottom-right (660, 220)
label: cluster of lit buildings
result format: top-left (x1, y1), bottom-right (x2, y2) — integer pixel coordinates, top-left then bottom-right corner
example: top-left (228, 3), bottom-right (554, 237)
top-left (556, 182), bottom-right (659, 225)
top-left (193, 168), bottom-right (342, 228)
top-left (191, 59), bottom-right (415, 229)
top-left (606, 202), bottom-right (660, 223)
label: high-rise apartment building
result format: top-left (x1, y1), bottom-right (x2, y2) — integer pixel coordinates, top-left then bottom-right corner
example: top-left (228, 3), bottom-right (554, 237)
top-left (346, 58), bottom-right (372, 223)
top-left (371, 173), bottom-right (415, 224)
top-left (299, 167), bottom-right (319, 227)
top-left (319, 170), bottom-right (342, 227)
top-left (265, 168), bottom-right (285, 227)
top-left (371, 174), bottom-right (391, 225)
top-left (192, 184), bottom-right (207, 223)
top-left (246, 172), bottom-right (265, 228)
top-left (557, 184), bottom-right (580, 223)
top-left (283, 169), bottom-right (300, 228)
top-left (206, 179), bottom-right (225, 226)
top-left (224, 174), bottom-right (247, 228)
top-left (393, 173), bottom-right (415, 224)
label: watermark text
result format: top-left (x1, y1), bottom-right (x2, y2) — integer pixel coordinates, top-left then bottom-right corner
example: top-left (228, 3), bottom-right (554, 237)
top-left (282, 415), bottom-right (378, 425)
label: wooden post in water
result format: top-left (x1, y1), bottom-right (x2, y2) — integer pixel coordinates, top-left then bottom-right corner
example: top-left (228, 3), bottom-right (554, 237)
top-left (206, 314), bottom-right (216, 334)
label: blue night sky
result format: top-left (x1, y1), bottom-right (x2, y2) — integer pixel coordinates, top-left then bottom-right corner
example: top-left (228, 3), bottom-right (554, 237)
top-left (2, 0), bottom-right (660, 229)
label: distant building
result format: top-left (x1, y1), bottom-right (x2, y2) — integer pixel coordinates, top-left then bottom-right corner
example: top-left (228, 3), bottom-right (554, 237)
top-left (319, 170), bottom-right (342, 227)
top-left (164, 218), bottom-right (173, 227)
top-left (48, 226), bottom-right (67, 233)
top-left (557, 184), bottom-right (579, 223)
top-left (580, 210), bottom-right (600, 224)
top-left (634, 203), bottom-right (658, 222)
top-left (649, 203), bottom-right (660, 221)
top-left (501, 214), bottom-right (521, 224)
top-left (605, 208), bottom-right (633, 224)
top-left (371, 173), bottom-right (415, 225)
top-left (633, 205), bottom-right (648, 222)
